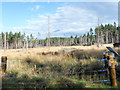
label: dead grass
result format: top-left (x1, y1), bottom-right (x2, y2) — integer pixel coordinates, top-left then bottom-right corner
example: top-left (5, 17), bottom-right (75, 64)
top-left (1, 44), bottom-right (120, 89)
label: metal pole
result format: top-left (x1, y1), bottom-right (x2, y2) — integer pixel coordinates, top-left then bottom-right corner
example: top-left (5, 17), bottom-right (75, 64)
top-left (108, 52), bottom-right (117, 87)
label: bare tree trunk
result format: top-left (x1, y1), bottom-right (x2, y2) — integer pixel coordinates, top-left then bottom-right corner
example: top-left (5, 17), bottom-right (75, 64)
top-left (112, 37), bottom-right (114, 43)
top-left (36, 40), bottom-right (38, 48)
top-left (4, 32), bottom-right (6, 50)
top-left (18, 39), bottom-right (20, 49)
top-left (26, 39), bottom-right (28, 50)
top-left (81, 37), bottom-right (83, 45)
top-left (63, 40), bottom-right (65, 46)
top-left (7, 41), bottom-right (8, 49)
top-left (111, 32), bottom-right (114, 43)
top-left (101, 31), bottom-right (104, 45)
top-left (47, 38), bottom-right (50, 47)
top-left (85, 37), bottom-right (87, 45)
top-left (30, 40), bottom-right (32, 48)
top-left (88, 38), bottom-right (90, 45)
top-left (0, 34), bottom-right (2, 49)
top-left (108, 31), bottom-right (111, 43)
top-left (75, 39), bottom-right (77, 45)
top-left (83, 37), bottom-right (85, 45)
top-left (59, 38), bottom-right (61, 46)
top-left (16, 42), bottom-right (17, 49)
top-left (116, 34), bottom-right (119, 43)
top-left (97, 30), bottom-right (100, 47)
top-left (23, 40), bottom-right (25, 49)
top-left (79, 37), bottom-right (82, 45)
top-left (35, 40), bottom-right (37, 48)
top-left (106, 31), bottom-right (108, 44)
top-left (71, 38), bottom-right (74, 45)
top-left (97, 18), bottom-right (100, 47)
top-left (90, 36), bottom-right (92, 45)
top-left (20, 40), bottom-right (22, 48)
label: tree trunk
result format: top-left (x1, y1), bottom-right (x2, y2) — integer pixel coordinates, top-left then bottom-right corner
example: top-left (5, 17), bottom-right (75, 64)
top-left (116, 34), bottom-right (119, 43)
top-left (106, 31), bottom-right (108, 44)
top-left (0, 35), bottom-right (2, 49)
top-left (7, 41), bottom-right (8, 49)
top-left (79, 37), bottom-right (82, 45)
top-left (23, 40), bottom-right (25, 49)
top-left (4, 32), bottom-right (6, 50)
top-left (101, 31), bottom-right (104, 45)
top-left (97, 30), bottom-right (100, 47)
top-left (26, 40), bottom-right (28, 50)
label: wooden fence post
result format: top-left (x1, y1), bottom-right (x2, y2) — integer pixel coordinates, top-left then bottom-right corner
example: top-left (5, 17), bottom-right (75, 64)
top-left (104, 52), bottom-right (109, 78)
top-left (1, 56), bottom-right (7, 78)
top-left (108, 52), bottom-right (117, 87)
top-left (34, 65), bottom-right (36, 73)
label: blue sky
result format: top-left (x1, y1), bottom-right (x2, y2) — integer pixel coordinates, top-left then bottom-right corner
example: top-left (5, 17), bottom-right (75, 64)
top-left (2, 2), bottom-right (118, 39)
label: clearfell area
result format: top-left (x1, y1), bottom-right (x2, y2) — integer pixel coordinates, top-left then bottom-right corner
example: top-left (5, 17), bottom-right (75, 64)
top-left (1, 44), bottom-right (120, 89)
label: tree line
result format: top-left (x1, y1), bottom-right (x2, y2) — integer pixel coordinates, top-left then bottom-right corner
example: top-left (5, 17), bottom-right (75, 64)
top-left (0, 22), bottom-right (120, 49)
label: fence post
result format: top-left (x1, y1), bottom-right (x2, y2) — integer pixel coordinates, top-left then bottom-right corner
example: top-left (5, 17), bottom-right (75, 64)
top-left (1, 56), bottom-right (7, 78)
top-left (108, 52), bottom-right (117, 87)
top-left (34, 65), bottom-right (36, 73)
top-left (104, 52), bottom-right (109, 78)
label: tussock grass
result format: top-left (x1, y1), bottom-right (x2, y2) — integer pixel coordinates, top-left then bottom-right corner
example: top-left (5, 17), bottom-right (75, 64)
top-left (1, 44), bottom-right (120, 89)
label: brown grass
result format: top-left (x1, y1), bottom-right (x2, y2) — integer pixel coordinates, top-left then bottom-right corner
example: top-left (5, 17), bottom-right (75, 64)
top-left (1, 44), bottom-right (119, 89)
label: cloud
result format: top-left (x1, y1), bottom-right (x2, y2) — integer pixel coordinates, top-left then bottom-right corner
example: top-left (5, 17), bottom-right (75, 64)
top-left (54, 29), bottom-right (60, 32)
top-left (31, 5), bottom-right (40, 11)
top-left (11, 3), bottom-right (117, 39)
top-left (49, 5), bottom-right (98, 35)
top-left (1, 0), bottom-right (119, 2)
top-left (36, 5), bottom-right (40, 10)
top-left (31, 8), bottom-right (34, 11)
top-left (38, 14), bottom-right (48, 19)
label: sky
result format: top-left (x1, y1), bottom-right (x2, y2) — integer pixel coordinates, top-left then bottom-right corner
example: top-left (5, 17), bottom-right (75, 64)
top-left (1, 2), bottom-right (118, 39)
